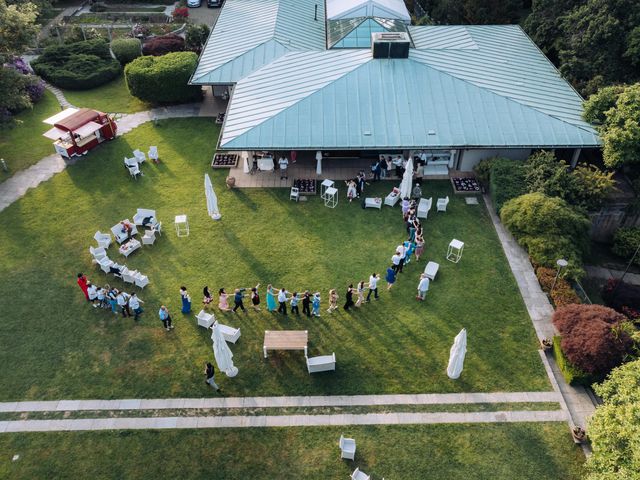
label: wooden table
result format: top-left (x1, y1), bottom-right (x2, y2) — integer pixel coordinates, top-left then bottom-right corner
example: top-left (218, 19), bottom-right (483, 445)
top-left (263, 330), bottom-right (308, 358)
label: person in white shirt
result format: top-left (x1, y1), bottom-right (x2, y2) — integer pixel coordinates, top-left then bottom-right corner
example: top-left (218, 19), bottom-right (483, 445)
top-left (278, 156), bottom-right (289, 179)
top-left (396, 243), bottom-right (406, 273)
top-left (391, 252), bottom-right (402, 273)
top-left (366, 273), bottom-right (379, 301)
top-left (129, 293), bottom-right (144, 320)
top-left (87, 283), bottom-right (98, 307)
top-left (117, 291), bottom-right (131, 317)
top-left (417, 274), bottom-right (430, 301)
top-left (277, 288), bottom-right (290, 315)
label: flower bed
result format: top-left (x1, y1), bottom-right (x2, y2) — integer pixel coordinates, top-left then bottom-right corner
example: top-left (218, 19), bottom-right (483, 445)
top-left (211, 153), bottom-right (238, 168)
top-left (293, 179), bottom-right (316, 195)
top-left (451, 176), bottom-right (481, 194)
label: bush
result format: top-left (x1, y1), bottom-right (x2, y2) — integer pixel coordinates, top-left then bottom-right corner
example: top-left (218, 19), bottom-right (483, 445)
top-left (473, 157), bottom-right (496, 186)
top-left (111, 38), bottom-right (141, 65)
top-left (489, 158), bottom-right (527, 212)
top-left (583, 85), bottom-right (626, 125)
top-left (552, 335), bottom-right (594, 386)
top-left (612, 227), bottom-right (640, 266)
top-left (535, 266), bottom-right (582, 307)
top-left (553, 304), bottom-right (634, 378)
top-left (142, 34), bottom-right (185, 56)
top-left (125, 51), bottom-right (201, 104)
top-left (601, 279), bottom-right (640, 320)
top-left (172, 6), bottom-right (189, 19)
top-left (185, 24), bottom-right (210, 52)
top-left (31, 39), bottom-right (121, 90)
top-left (500, 192), bottom-right (590, 277)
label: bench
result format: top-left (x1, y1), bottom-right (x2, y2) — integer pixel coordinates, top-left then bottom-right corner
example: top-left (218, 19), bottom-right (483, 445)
top-left (424, 261), bottom-right (439, 280)
top-left (306, 352), bottom-right (336, 374)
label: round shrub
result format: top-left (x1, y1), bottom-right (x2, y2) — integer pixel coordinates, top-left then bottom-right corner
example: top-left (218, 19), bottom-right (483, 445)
top-left (142, 34), bottom-right (185, 56)
top-left (612, 227), bottom-right (640, 265)
top-left (32, 39), bottom-right (121, 90)
top-left (553, 304), bottom-right (633, 377)
top-left (125, 52), bottom-right (201, 104)
top-left (111, 38), bottom-right (142, 65)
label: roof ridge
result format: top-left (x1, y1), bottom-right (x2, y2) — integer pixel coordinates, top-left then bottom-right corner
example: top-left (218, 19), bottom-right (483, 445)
top-left (406, 57), bottom-right (598, 137)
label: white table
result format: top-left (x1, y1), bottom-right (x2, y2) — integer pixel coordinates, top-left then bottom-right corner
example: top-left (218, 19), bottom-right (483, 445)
top-left (119, 238), bottom-right (141, 257)
top-left (257, 157), bottom-right (274, 171)
top-left (320, 179), bottom-right (335, 199)
top-left (447, 239), bottom-right (464, 263)
top-left (324, 186), bottom-right (338, 208)
top-left (175, 214), bottom-right (189, 237)
top-left (365, 197), bottom-right (382, 209)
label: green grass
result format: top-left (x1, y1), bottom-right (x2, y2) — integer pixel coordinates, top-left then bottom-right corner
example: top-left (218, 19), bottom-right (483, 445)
top-left (0, 91), bottom-right (60, 183)
top-left (63, 74), bottom-right (153, 114)
top-left (0, 424), bottom-right (585, 479)
top-left (0, 117), bottom-right (549, 400)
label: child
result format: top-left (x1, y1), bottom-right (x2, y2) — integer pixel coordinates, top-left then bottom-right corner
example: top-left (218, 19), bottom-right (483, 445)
top-left (290, 292), bottom-right (300, 315)
top-left (327, 289), bottom-right (338, 313)
top-left (250, 284), bottom-right (261, 311)
top-left (312, 292), bottom-right (321, 317)
top-left (302, 291), bottom-right (311, 317)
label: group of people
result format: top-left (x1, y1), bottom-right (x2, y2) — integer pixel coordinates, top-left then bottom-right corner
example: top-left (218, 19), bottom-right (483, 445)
top-left (76, 273), bottom-right (144, 320)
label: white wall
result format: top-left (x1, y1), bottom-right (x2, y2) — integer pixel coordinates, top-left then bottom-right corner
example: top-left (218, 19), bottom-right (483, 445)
top-left (458, 149), bottom-right (532, 171)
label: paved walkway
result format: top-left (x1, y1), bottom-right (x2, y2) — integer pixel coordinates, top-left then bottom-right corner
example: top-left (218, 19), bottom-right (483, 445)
top-left (483, 195), bottom-right (596, 453)
top-left (584, 265), bottom-right (640, 286)
top-left (0, 410), bottom-right (566, 433)
top-left (0, 391), bottom-right (561, 413)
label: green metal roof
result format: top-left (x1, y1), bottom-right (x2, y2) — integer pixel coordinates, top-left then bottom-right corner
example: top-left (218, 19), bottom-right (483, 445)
top-left (219, 25), bottom-right (600, 150)
top-left (190, 0), bottom-right (325, 85)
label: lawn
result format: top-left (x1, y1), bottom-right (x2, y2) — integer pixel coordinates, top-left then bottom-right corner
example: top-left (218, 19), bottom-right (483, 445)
top-left (0, 91), bottom-right (60, 183)
top-left (0, 117), bottom-right (549, 401)
top-left (0, 423), bottom-right (585, 479)
top-left (63, 74), bottom-right (153, 114)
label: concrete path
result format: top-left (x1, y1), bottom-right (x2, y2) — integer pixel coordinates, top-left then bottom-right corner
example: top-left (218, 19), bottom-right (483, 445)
top-left (584, 265), bottom-right (640, 286)
top-left (483, 195), bottom-right (596, 453)
top-left (0, 391), bottom-right (561, 413)
top-left (0, 410), bottom-right (566, 433)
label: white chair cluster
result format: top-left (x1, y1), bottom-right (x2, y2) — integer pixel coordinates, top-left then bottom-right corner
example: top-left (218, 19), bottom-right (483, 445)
top-left (133, 208), bottom-right (162, 246)
top-left (123, 147), bottom-right (158, 179)
top-left (90, 228), bottom-right (150, 289)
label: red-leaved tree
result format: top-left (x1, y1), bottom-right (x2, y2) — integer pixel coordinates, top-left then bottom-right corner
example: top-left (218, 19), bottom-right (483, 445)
top-left (142, 34), bottom-right (185, 56)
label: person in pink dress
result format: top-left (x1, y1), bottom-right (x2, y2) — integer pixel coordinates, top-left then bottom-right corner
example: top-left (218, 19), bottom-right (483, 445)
top-left (218, 288), bottom-right (231, 311)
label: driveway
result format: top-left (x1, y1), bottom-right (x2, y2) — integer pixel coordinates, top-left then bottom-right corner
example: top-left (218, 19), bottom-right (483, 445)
top-left (187, 4), bottom-right (222, 27)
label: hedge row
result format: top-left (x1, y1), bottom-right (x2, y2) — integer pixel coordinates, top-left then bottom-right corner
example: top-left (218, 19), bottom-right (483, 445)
top-left (488, 158), bottom-right (527, 213)
top-left (32, 39), bottom-right (121, 90)
top-left (125, 52), bottom-right (201, 104)
top-left (552, 336), bottom-right (595, 386)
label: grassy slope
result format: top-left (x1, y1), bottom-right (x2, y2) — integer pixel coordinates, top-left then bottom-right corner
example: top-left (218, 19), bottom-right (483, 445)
top-left (0, 118), bottom-right (548, 400)
top-left (0, 91), bottom-right (60, 183)
top-left (63, 74), bottom-right (152, 114)
top-left (0, 424), bottom-right (585, 479)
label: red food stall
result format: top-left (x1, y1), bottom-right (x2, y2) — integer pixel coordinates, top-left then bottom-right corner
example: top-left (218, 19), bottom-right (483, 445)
top-left (42, 108), bottom-right (117, 158)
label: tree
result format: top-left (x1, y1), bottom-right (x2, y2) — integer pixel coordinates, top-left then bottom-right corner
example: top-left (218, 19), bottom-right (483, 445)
top-left (185, 24), bottom-right (210, 53)
top-left (598, 83), bottom-right (640, 168)
top-left (586, 359), bottom-right (640, 480)
top-left (553, 304), bottom-right (634, 377)
top-left (583, 85), bottom-right (626, 125)
top-left (423, 0), bottom-right (521, 25)
top-left (0, 0), bottom-right (39, 59)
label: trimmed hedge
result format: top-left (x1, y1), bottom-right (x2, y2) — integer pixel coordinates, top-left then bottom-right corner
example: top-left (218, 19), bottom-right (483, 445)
top-left (32, 39), bottom-right (121, 90)
top-left (489, 158), bottom-right (527, 213)
top-left (125, 52), bottom-right (201, 104)
top-left (552, 336), bottom-right (595, 386)
top-left (111, 38), bottom-right (142, 65)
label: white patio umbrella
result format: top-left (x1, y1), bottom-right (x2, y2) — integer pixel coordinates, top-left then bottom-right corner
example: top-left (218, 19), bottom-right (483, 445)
top-left (204, 173), bottom-right (221, 220)
top-left (447, 328), bottom-right (467, 379)
top-left (316, 150), bottom-right (322, 175)
top-left (211, 322), bottom-right (238, 377)
top-left (399, 156), bottom-right (413, 199)
top-left (243, 156), bottom-right (250, 173)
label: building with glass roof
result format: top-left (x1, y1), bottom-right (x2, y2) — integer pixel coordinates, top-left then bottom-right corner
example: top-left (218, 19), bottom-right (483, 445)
top-left (190, 0), bottom-right (600, 172)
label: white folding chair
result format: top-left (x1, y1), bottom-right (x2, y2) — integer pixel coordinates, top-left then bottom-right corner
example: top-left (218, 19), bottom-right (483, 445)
top-left (133, 149), bottom-right (146, 164)
top-left (128, 164), bottom-right (141, 179)
top-left (290, 187), bottom-right (300, 202)
top-left (94, 231), bottom-right (112, 249)
top-left (339, 435), bottom-right (356, 460)
top-left (148, 146), bottom-right (159, 162)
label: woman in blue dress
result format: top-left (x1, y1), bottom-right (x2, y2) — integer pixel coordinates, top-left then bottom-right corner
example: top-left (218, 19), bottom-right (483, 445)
top-left (180, 286), bottom-right (192, 314)
top-left (266, 284), bottom-right (277, 312)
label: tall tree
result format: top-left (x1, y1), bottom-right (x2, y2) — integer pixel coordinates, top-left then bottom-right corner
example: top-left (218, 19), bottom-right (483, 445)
top-left (423, 0), bottom-right (522, 25)
top-left (0, 0), bottom-right (39, 60)
top-left (586, 359), bottom-right (640, 480)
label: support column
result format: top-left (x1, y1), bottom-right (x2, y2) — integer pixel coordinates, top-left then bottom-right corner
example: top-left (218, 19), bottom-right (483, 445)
top-left (570, 148), bottom-right (582, 168)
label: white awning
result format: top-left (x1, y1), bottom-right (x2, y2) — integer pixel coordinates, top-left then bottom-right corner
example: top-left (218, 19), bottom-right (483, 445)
top-left (42, 126), bottom-right (69, 140)
top-left (42, 108), bottom-right (79, 125)
top-left (74, 121), bottom-right (103, 138)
